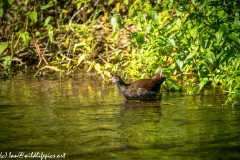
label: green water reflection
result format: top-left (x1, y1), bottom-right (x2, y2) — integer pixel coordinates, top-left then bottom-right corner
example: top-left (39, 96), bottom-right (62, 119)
top-left (0, 73), bottom-right (240, 160)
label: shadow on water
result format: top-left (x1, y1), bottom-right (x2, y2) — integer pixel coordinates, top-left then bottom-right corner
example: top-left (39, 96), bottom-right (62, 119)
top-left (0, 72), bottom-right (240, 160)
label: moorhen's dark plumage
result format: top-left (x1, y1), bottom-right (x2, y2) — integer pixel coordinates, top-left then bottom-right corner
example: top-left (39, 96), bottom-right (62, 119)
top-left (110, 67), bottom-right (166, 100)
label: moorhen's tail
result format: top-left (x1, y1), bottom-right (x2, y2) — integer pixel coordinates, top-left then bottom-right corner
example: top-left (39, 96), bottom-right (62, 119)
top-left (152, 66), bottom-right (163, 80)
top-left (152, 66), bottom-right (166, 92)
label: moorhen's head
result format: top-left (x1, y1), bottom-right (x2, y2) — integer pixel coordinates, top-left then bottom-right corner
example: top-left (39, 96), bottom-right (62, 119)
top-left (109, 76), bottom-right (126, 85)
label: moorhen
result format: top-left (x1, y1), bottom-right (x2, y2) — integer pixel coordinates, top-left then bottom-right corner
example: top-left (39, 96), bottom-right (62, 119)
top-left (110, 67), bottom-right (166, 100)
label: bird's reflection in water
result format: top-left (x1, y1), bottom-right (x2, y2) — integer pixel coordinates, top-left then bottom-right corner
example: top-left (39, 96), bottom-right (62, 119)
top-left (119, 99), bottom-right (163, 116)
top-left (116, 100), bottom-right (163, 152)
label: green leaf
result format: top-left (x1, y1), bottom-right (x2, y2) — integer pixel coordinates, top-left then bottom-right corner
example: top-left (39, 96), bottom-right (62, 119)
top-left (170, 85), bottom-right (182, 91)
top-left (77, 54), bottom-right (86, 66)
top-left (48, 30), bottom-right (53, 42)
top-left (199, 78), bottom-right (208, 91)
top-left (2, 55), bottom-right (11, 61)
top-left (87, 61), bottom-right (95, 72)
top-left (199, 1), bottom-right (208, 10)
top-left (104, 70), bottom-right (111, 77)
top-left (219, 24), bottom-right (228, 35)
top-left (232, 18), bottom-right (240, 29)
top-left (50, 66), bottom-right (61, 71)
top-left (0, 42), bottom-right (9, 56)
top-left (28, 11), bottom-right (38, 23)
top-left (8, 0), bottom-right (14, 5)
top-left (41, 3), bottom-right (53, 10)
top-left (122, 71), bottom-right (128, 79)
top-left (176, 18), bottom-right (181, 28)
top-left (94, 63), bottom-right (101, 73)
top-left (168, 38), bottom-right (175, 47)
top-left (176, 59), bottom-right (184, 71)
top-left (44, 16), bottom-right (52, 27)
top-left (2, 55), bottom-right (11, 67)
top-left (146, 24), bottom-right (153, 33)
top-left (110, 16), bottom-right (118, 32)
top-left (105, 63), bottom-right (113, 69)
top-left (123, 0), bottom-right (129, 5)
top-left (0, 8), bottom-right (3, 17)
top-left (61, 9), bottom-right (68, 13)
top-left (149, 11), bottom-right (158, 22)
top-left (73, 42), bottom-right (89, 53)
top-left (215, 31), bottom-right (223, 44)
top-left (204, 35), bottom-right (212, 50)
top-left (185, 52), bottom-right (196, 62)
top-left (198, 61), bottom-right (209, 78)
top-left (20, 31), bottom-right (30, 47)
top-left (108, 0), bottom-right (115, 5)
top-left (110, 14), bottom-right (121, 32)
top-left (228, 32), bottom-right (240, 45)
top-left (136, 32), bottom-right (145, 46)
top-left (24, 0), bottom-right (29, 5)
top-left (122, 61), bottom-right (130, 67)
top-left (206, 51), bottom-right (216, 66)
top-left (46, 24), bottom-right (53, 42)
top-left (113, 32), bottom-right (119, 41)
top-left (35, 31), bottom-right (41, 37)
top-left (92, 10), bottom-right (101, 21)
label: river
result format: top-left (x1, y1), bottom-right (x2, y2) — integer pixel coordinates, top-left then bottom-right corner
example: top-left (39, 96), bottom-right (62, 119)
top-left (0, 72), bottom-right (240, 159)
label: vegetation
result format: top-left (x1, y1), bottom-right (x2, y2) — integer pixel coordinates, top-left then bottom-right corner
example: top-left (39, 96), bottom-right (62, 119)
top-left (0, 0), bottom-right (239, 105)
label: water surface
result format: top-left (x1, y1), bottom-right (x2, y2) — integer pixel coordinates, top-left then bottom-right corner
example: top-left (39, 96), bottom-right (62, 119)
top-left (0, 73), bottom-right (240, 159)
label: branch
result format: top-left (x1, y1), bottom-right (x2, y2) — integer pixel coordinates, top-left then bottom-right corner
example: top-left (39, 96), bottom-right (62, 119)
top-left (32, 34), bottom-right (49, 67)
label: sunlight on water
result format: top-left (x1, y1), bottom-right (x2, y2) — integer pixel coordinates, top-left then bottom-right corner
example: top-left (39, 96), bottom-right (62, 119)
top-left (0, 73), bottom-right (240, 159)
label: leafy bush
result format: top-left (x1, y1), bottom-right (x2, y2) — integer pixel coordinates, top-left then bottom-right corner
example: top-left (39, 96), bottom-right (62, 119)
top-left (110, 0), bottom-right (240, 104)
